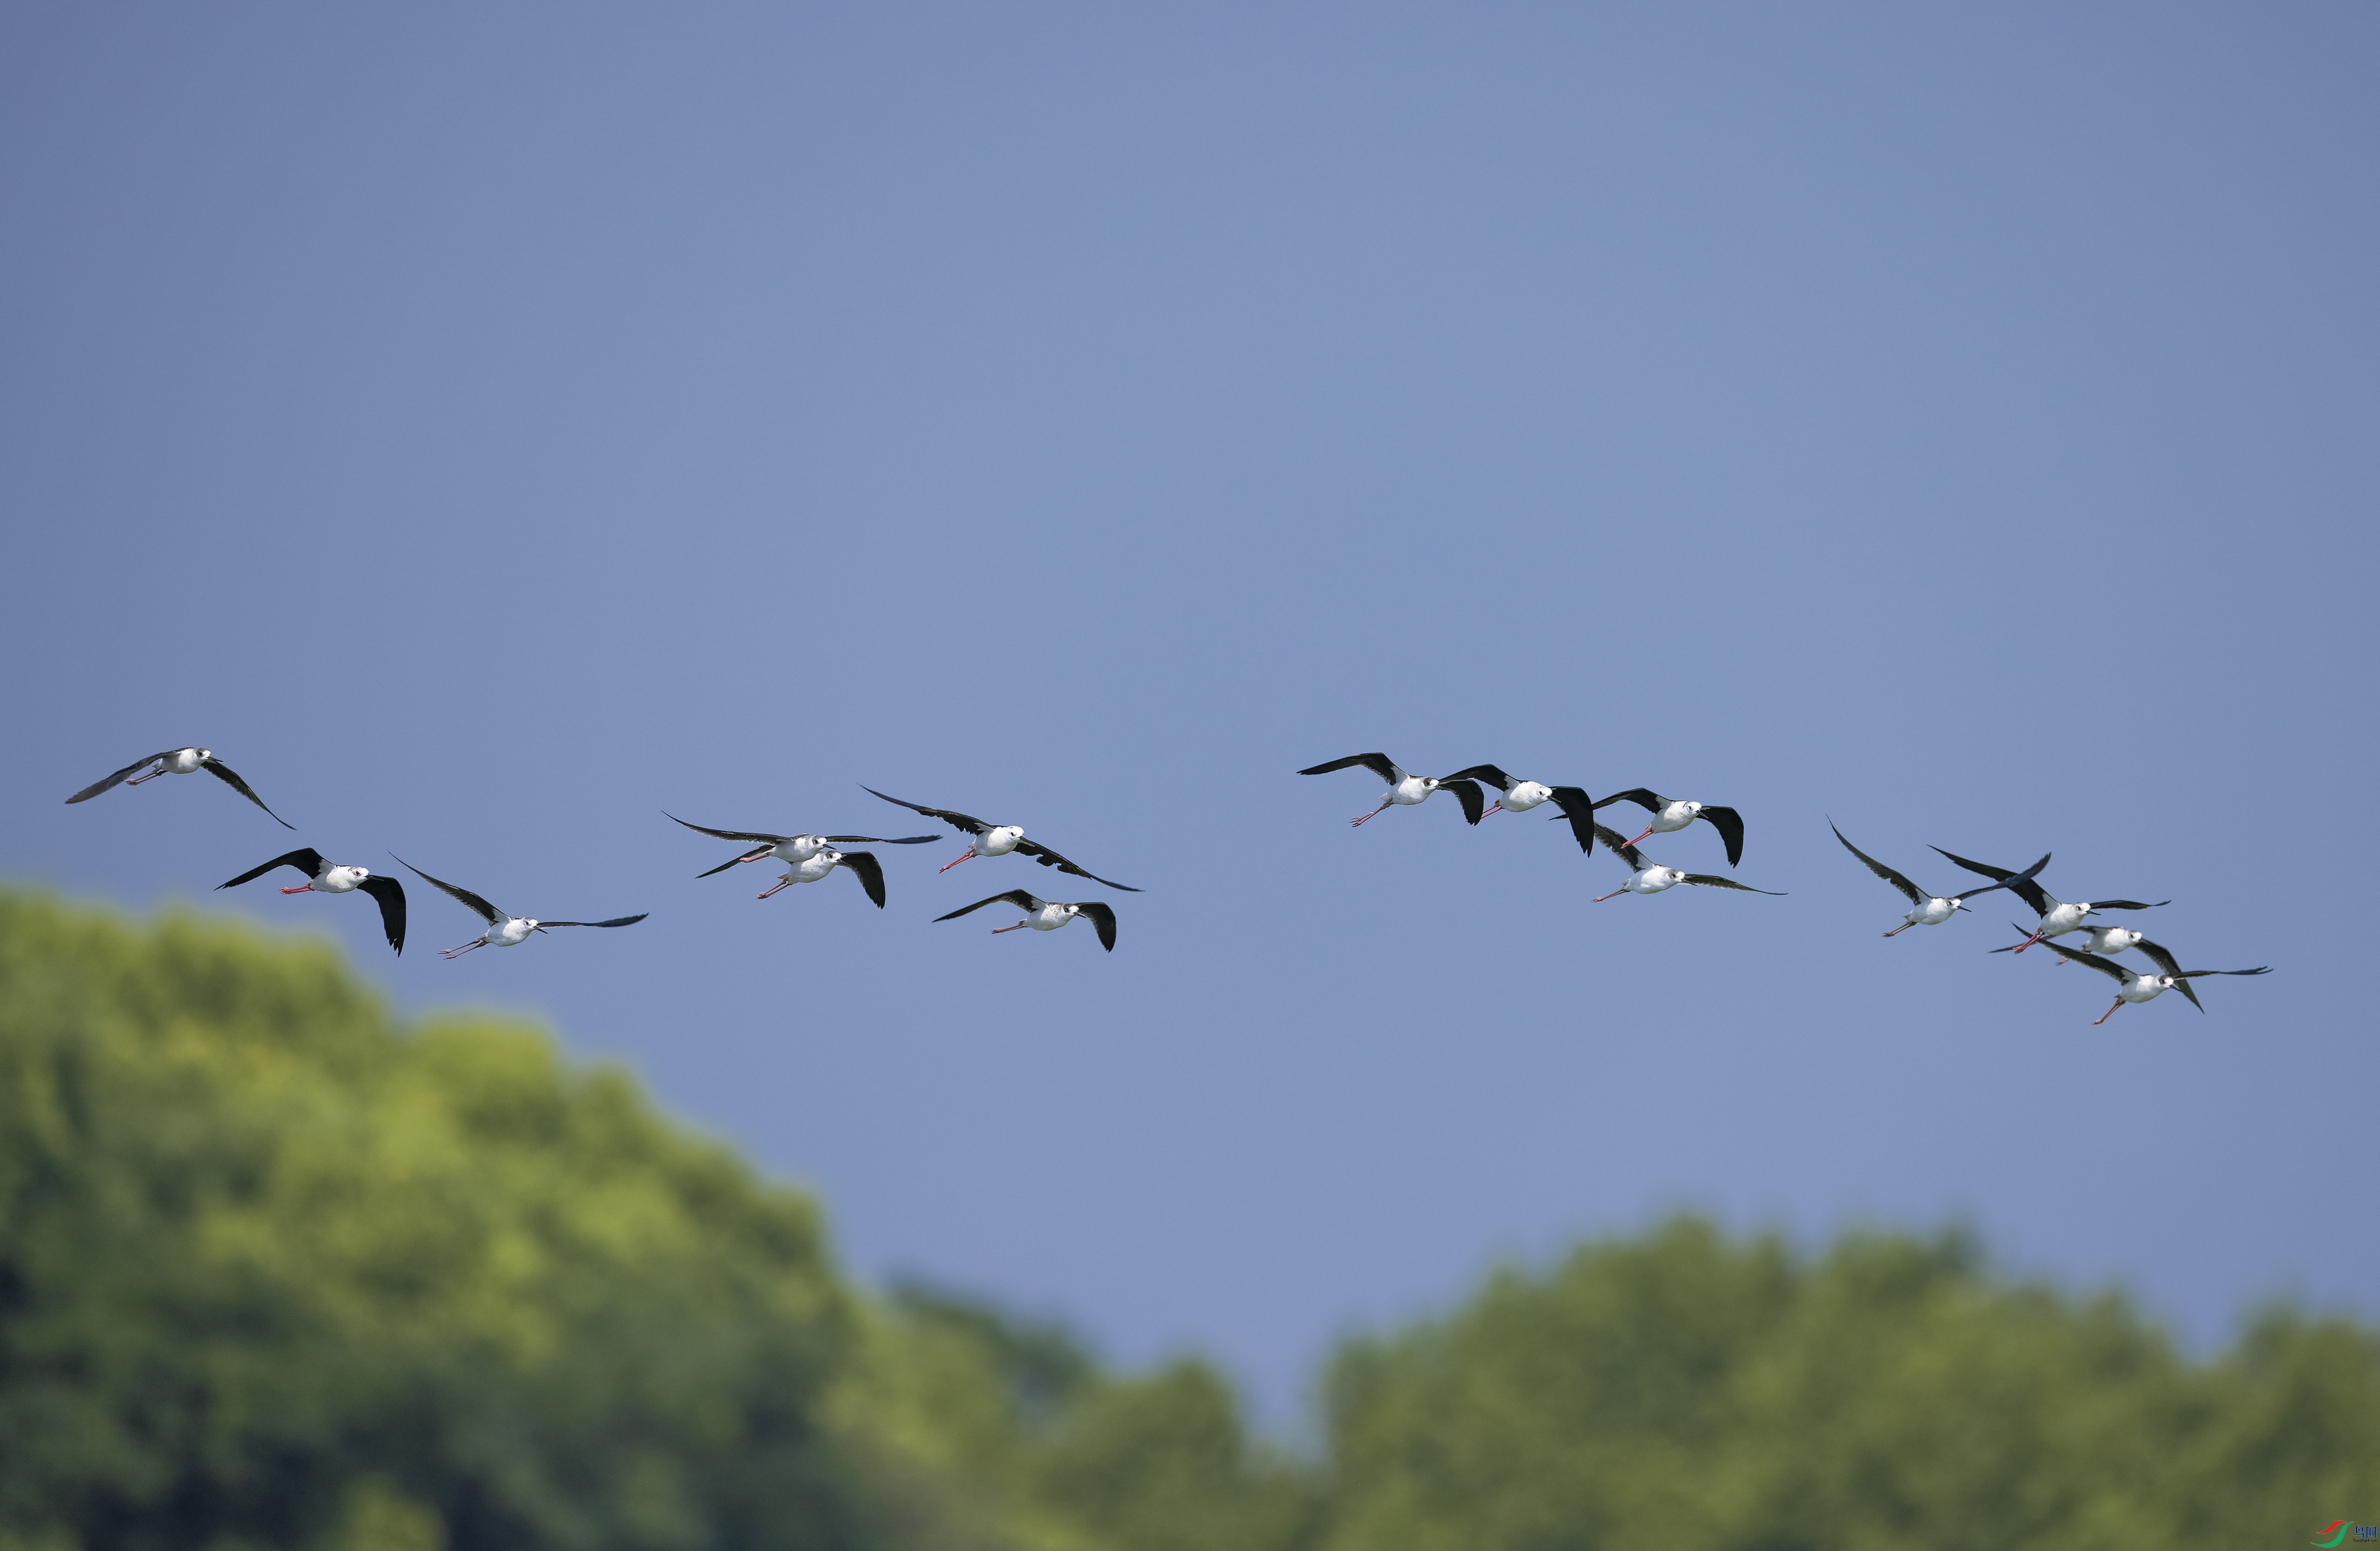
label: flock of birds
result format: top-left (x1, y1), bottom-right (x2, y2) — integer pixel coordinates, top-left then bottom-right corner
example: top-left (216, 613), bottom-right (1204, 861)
top-left (62, 744), bottom-right (2271, 1022)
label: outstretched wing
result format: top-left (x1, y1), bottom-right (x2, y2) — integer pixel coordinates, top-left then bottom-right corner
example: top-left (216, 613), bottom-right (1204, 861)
top-left (2045, 944), bottom-right (2135, 985)
top-left (1986, 922), bottom-right (2035, 955)
top-left (66, 752), bottom-right (172, 803)
top-left (1953, 852), bottom-right (2050, 905)
top-left (666, 812), bottom-right (790, 845)
top-left (1592, 824), bottom-right (1648, 871)
top-left (390, 854), bottom-right (504, 926)
top-left (1544, 787), bottom-right (1600, 853)
top-left (1076, 901), bottom-right (1118, 952)
top-left (1697, 805), bottom-right (1745, 867)
top-left (934, 889), bottom-right (1043, 922)
top-left (1442, 779), bottom-right (1486, 826)
top-left (538, 914), bottom-right (650, 930)
top-left (860, 786), bottom-right (991, 838)
top-left (201, 759), bottom-right (294, 828)
top-left (1831, 823), bottom-right (1925, 906)
top-left (1592, 788), bottom-right (1666, 814)
top-left (1931, 846), bottom-right (2053, 917)
top-left (697, 846), bottom-right (775, 879)
top-left (1440, 764), bottom-right (1513, 791)
top-left (2175, 965), bottom-right (2273, 978)
top-left (2130, 938), bottom-right (2203, 1010)
top-left (1681, 874), bottom-right (1786, 895)
top-left (1298, 753), bottom-right (1402, 785)
top-left (2090, 899), bottom-right (2170, 912)
top-left (355, 874), bottom-right (406, 955)
top-left (216, 848), bottom-right (326, 890)
top-left (1014, 838), bottom-right (1141, 891)
top-left (826, 834), bottom-right (941, 845)
top-left (838, 850), bottom-right (887, 909)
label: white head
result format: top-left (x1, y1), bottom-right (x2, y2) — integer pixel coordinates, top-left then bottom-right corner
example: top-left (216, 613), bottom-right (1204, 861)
top-left (195, 747), bottom-right (213, 761)
top-left (1681, 800), bottom-right (1703, 816)
top-left (349, 865), bottom-right (371, 881)
top-left (991, 825), bottom-right (1024, 848)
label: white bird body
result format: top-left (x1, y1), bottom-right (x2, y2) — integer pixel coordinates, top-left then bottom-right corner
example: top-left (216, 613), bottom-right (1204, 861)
top-left (1642, 800), bottom-right (1701, 834)
top-left (1902, 896), bottom-right (1963, 930)
top-left (487, 917), bottom-right (538, 947)
top-left (975, 824), bottom-right (1026, 858)
top-left (160, 748), bottom-right (208, 776)
top-left (1297, 754), bottom-right (1489, 827)
top-left (299, 863), bottom-right (373, 895)
top-left (1014, 899), bottom-right (1083, 932)
top-left (762, 834), bottom-right (834, 865)
top-left (1621, 865), bottom-right (1687, 896)
top-left (2071, 924), bottom-right (2146, 956)
top-left (1495, 779), bottom-right (1554, 812)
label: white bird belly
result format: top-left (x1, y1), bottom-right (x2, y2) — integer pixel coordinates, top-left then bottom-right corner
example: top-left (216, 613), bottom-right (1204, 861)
top-left (1502, 783), bottom-right (1552, 811)
top-left (1631, 868), bottom-right (1682, 895)
top-left (979, 828), bottom-right (1024, 856)
top-left (2119, 979), bottom-right (2166, 1004)
top-left (772, 836), bottom-right (826, 863)
top-left (167, 750), bottom-right (206, 774)
top-left (316, 867), bottom-right (367, 893)
top-left (1390, 779), bottom-right (1431, 805)
top-left (1031, 909), bottom-right (1069, 931)
top-left (1912, 899), bottom-right (1956, 926)
top-left (491, 919), bottom-right (535, 946)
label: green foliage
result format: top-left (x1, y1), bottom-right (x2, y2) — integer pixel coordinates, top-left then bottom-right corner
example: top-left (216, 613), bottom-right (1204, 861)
top-left (0, 891), bottom-right (867, 1551)
top-left (5, 885), bottom-right (2377, 1551)
top-left (1318, 1217), bottom-right (2380, 1551)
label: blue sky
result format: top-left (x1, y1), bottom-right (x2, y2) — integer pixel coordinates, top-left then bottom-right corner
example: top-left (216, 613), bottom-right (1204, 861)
top-left (3, 3), bottom-right (2374, 1421)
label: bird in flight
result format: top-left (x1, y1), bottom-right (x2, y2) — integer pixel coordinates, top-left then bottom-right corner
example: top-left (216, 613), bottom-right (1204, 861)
top-left (215, 847), bottom-right (405, 954)
top-left (1831, 822), bottom-right (2047, 936)
top-left (1592, 789), bottom-right (1744, 866)
top-left (67, 746), bottom-right (292, 828)
top-left (934, 889), bottom-right (1117, 952)
top-left (394, 854), bottom-right (648, 960)
top-left (1298, 754), bottom-right (1486, 828)
top-left (861, 787), bottom-right (1139, 890)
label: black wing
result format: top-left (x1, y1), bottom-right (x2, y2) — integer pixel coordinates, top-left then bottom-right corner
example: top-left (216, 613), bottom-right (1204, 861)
top-left (1544, 787), bottom-right (1599, 853)
top-left (1681, 874), bottom-right (1786, 895)
top-left (666, 812), bottom-right (791, 845)
top-left (2130, 938), bottom-right (2203, 1011)
top-left (1076, 901), bottom-right (1118, 952)
top-left (202, 759), bottom-right (294, 828)
top-left (390, 854), bottom-right (504, 926)
top-left (826, 834), bottom-right (941, 845)
top-left (2046, 944), bottom-right (2136, 985)
top-left (2176, 965), bottom-right (2273, 979)
top-left (838, 850), bottom-right (887, 909)
top-left (1953, 852), bottom-right (2050, 904)
top-left (1697, 805), bottom-right (1745, 867)
top-left (697, 845), bottom-right (776, 879)
top-left (1298, 753), bottom-right (1401, 785)
top-left (1831, 822), bottom-right (1925, 907)
top-left (355, 874), bottom-right (406, 955)
top-left (1013, 838), bottom-right (1141, 891)
top-left (1440, 764), bottom-right (1514, 791)
top-left (1592, 824), bottom-right (1648, 871)
top-left (216, 848), bottom-right (326, 889)
top-left (537, 914), bottom-right (650, 930)
top-left (2090, 899), bottom-right (2170, 912)
top-left (1443, 779), bottom-right (1486, 826)
top-left (1931, 846), bottom-right (2053, 917)
top-left (859, 786), bottom-right (991, 838)
top-left (1592, 788), bottom-right (1667, 814)
top-left (934, 889), bottom-right (1043, 922)
top-left (66, 751), bottom-right (173, 803)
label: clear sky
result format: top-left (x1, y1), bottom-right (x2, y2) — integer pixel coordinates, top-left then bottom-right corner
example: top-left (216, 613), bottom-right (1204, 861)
top-left (4, 3), bottom-right (2374, 1422)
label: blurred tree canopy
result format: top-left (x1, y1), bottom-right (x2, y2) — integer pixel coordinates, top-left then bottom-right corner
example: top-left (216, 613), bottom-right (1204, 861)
top-left (1, 887), bottom-right (2373, 1551)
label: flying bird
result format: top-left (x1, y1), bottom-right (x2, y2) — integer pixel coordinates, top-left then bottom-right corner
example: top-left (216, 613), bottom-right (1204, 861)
top-left (1989, 922), bottom-right (2149, 961)
top-left (215, 848), bottom-right (405, 954)
top-left (1590, 826), bottom-right (1784, 902)
top-left (1593, 789), bottom-right (1745, 866)
top-left (2021, 933), bottom-right (2271, 1024)
top-left (394, 854), bottom-right (648, 959)
top-left (757, 846), bottom-right (888, 907)
top-left (1831, 823), bottom-right (2048, 936)
top-left (666, 813), bottom-right (938, 876)
top-left (933, 889), bottom-right (1116, 952)
top-left (67, 747), bottom-right (292, 828)
top-left (1932, 846), bottom-right (2167, 953)
top-left (1298, 754), bottom-right (1486, 827)
top-left (859, 787), bottom-right (1140, 890)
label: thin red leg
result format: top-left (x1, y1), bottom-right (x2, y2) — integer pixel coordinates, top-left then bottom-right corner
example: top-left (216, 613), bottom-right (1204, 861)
top-left (758, 876), bottom-right (797, 899)
top-left (2092, 1000), bottom-right (2122, 1026)
top-left (279, 884), bottom-right (315, 894)
top-left (1593, 887), bottom-right (1627, 903)
top-left (1624, 826), bottom-right (1655, 848)
top-left (1882, 921), bottom-right (1912, 936)
top-left (991, 922), bottom-right (1028, 934)
top-left (1482, 802), bottom-right (1504, 818)
top-left (1350, 801), bottom-right (1391, 828)
top-left (938, 848), bottom-right (979, 873)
